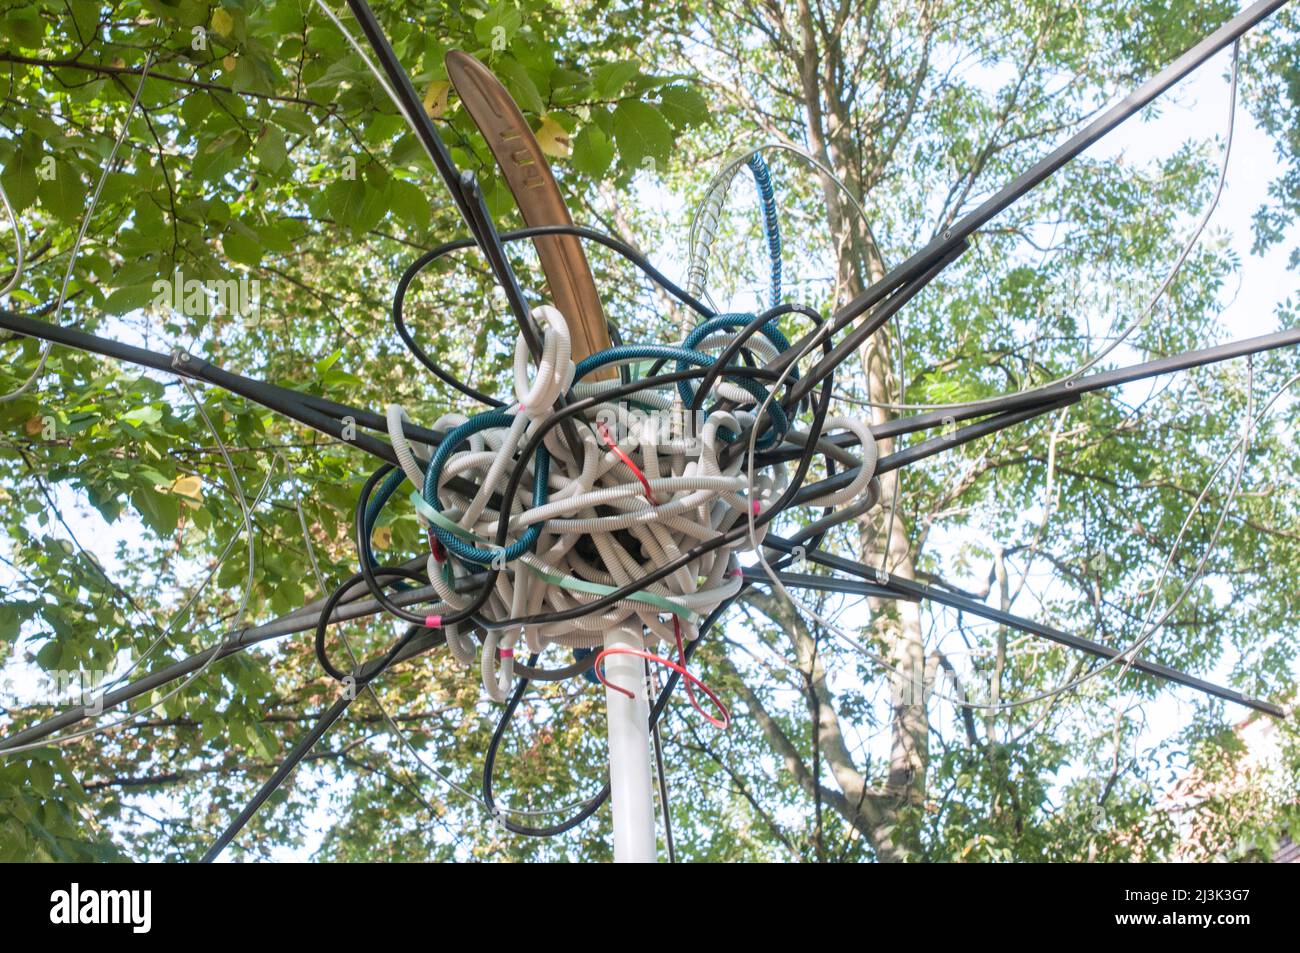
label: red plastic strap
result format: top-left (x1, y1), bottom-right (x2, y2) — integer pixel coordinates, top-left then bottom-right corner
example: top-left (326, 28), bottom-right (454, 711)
top-left (596, 419), bottom-right (656, 504)
top-left (594, 620), bottom-right (730, 730)
top-left (427, 529), bottom-right (446, 563)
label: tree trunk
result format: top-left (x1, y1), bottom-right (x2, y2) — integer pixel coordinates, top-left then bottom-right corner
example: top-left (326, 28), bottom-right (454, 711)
top-left (794, 0), bottom-right (929, 861)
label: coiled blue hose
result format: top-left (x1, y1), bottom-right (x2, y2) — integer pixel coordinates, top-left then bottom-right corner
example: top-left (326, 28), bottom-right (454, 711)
top-left (746, 153), bottom-right (782, 309)
top-left (422, 410), bottom-right (551, 565)
top-left (363, 467), bottom-right (408, 571)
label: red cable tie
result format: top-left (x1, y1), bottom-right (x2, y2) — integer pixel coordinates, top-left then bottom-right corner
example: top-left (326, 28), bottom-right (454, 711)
top-left (593, 619), bottom-right (730, 730)
top-left (673, 615), bottom-right (710, 726)
top-left (597, 420), bottom-right (656, 504)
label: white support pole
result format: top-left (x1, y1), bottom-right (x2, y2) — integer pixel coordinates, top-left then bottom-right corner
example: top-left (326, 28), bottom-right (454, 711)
top-left (603, 626), bottom-right (657, 863)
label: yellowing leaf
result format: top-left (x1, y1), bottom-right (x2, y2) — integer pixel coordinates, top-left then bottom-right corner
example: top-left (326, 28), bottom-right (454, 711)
top-left (170, 475), bottom-right (203, 500)
top-left (211, 8), bottom-right (235, 38)
top-left (423, 80), bottom-right (450, 119)
top-left (372, 526), bottom-right (393, 550)
top-left (535, 115), bottom-right (571, 158)
top-left (24, 415), bottom-right (43, 436)
top-left (222, 54), bottom-right (237, 72)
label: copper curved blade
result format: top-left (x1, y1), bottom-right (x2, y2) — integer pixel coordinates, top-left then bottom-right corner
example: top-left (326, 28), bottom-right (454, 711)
top-left (446, 49), bottom-right (615, 380)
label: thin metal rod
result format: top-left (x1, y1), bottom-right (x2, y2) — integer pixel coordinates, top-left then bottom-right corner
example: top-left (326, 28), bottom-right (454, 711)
top-left (0, 307), bottom-right (500, 500)
top-left (0, 565), bottom-right (467, 752)
top-left (741, 567), bottom-right (907, 601)
top-left (876, 396), bottom-right (1078, 473)
top-left (819, 0), bottom-right (1290, 339)
top-left (342, 0), bottom-right (558, 385)
top-left (880, 324), bottom-right (1300, 441)
top-left (757, 324), bottom-right (1300, 468)
top-left (456, 164), bottom-right (586, 466)
top-left (647, 661), bottom-right (676, 864)
top-left (780, 242), bottom-right (968, 406)
top-left (786, 397), bottom-right (1078, 505)
top-left (458, 171), bottom-right (543, 357)
top-left (0, 307), bottom-right (430, 462)
top-left (343, 0), bottom-right (476, 228)
top-left (760, 536), bottom-right (1284, 717)
top-left (200, 692), bottom-right (355, 862)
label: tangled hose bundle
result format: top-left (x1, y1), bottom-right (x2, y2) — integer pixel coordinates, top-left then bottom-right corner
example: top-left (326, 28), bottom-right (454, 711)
top-left (377, 301), bottom-right (879, 703)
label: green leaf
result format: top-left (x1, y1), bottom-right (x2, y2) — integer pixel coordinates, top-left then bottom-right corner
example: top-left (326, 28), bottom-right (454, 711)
top-left (275, 107), bottom-right (316, 138)
top-left (37, 167), bottom-right (86, 222)
top-left (35, 641), bottom-right (61, 672)
top-left (104, 283), bottom-right (160, 315)
top-left (474, 2), bottom-right (523, 49)
top-left (231, 54), bottom-right (274, 96)
top-left (390, 179), bottom-right (432, 232)
top-left (131, 486), bottom-right (180, 536)
top-left (327, 176), bottom-right (388, 234)
top-left (314, 349), bottom-right (343, 375)
top-left (121, 405), bottom-right (163, 428)
top-left (0, 150), bottom-right (39, 214)
top-left (28, 762), bottom-right (53, 798)
top-left (593, 60), bottom-right (639, 98)
top-left (210, 7), bottom-right (235, 39)
top-left (496, 56), bottom-right (545, 116)
top-left (222, 222), bottom-right (264, 265)
top-left (612, 100), bottom-right (673, 171)
top-left (200, 715), bottom-right (224, 743)
top-left (571, 124), bottom-right (614, 178)
top-left (659, 86), bottom-right (709, 128)
top-left (0, 604), bottom-right (20, 643)
top-left (67, 1), bottom-right (104, 42)
top-left (255, 125), bottom-right (288, 172)
top-left (0, 11), bottom-right (45, 48)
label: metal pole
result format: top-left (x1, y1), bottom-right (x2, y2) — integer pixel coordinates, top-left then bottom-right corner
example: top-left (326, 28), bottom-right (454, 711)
top-left (603, 627), bottom-right (657, 862)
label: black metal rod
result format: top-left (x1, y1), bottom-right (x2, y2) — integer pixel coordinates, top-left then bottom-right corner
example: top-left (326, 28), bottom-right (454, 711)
top-left (200, 692), bottom-right (355, 862)
top-left (880, 323), bottom-right (1300, 441)
top-left (0, 307), bottom-right (448, 456)
top-left (343, 0), bottom-right (476, 229)
top-left (780, 242), bottom-right (968, 405)
top-left (761, 536), bottom-right (1285, 717)
top-left (818, 0), bottom-right (1290, 340)
top-left (458, 171), bottom-right (543, 357)
top-left (876, 395), bottom-right (1077, 473)
top-left (785, 396), bottom-right (1078, 506)
top-left (0, 561), bottom-right (470, 752)
top-left (342, 1), bottom-right (555, 380)
top-left (454, 175), bottom-right (586, 460)
top-left (757, 324), bottom-right (1300, 468)
top-left (741, 566), bottom-right (908, 601)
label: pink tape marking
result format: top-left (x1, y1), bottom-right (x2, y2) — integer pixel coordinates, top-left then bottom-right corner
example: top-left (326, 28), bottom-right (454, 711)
top-left (425, 615), bottom-right (442, 628)
top-left (500, 648), bottom-right (514, 659)
top-left (751, 500), bottom-right (761, 515)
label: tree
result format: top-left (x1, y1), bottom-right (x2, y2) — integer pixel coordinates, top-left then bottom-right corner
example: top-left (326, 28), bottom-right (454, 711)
top-left (0, 0), bottom-right (1296, 862)
top-left (630, 0), bottom-right (1300, 860)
